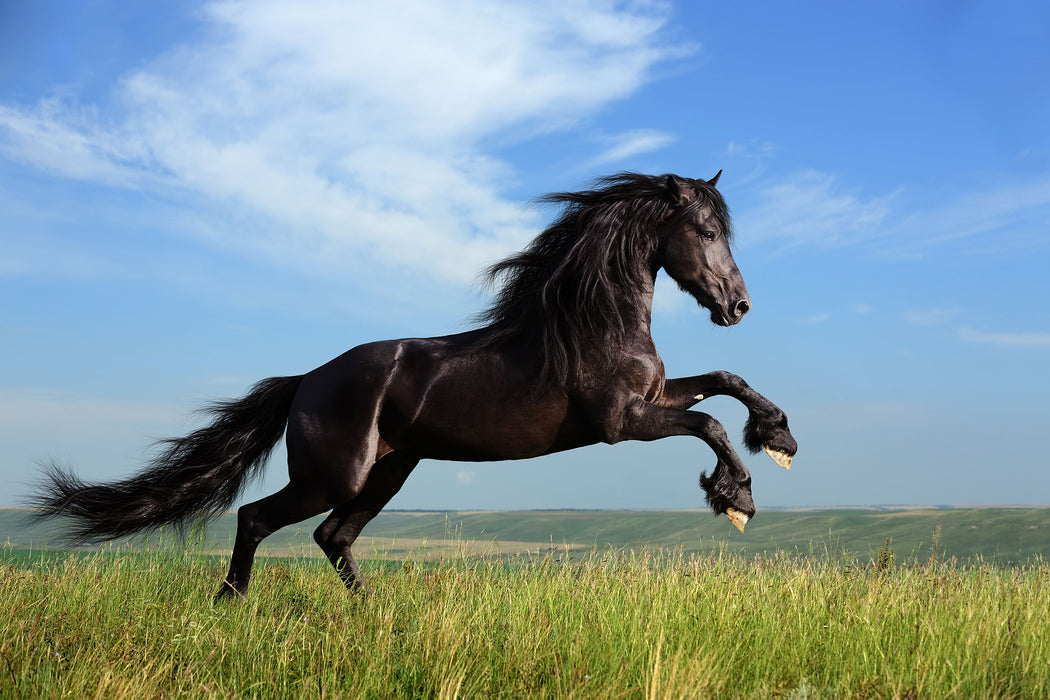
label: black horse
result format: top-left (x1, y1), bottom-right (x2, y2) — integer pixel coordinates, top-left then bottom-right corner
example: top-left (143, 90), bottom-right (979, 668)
top-left (32, 172), bottom-right (797, 599)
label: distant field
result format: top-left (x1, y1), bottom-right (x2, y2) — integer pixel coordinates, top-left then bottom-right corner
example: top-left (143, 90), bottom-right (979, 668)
top-left (4, 506), bottom-right (1048, 565)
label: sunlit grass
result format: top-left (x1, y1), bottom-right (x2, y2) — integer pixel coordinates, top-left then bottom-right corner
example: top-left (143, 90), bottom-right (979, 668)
top-left (2, 544), bottom-right (1048, 698)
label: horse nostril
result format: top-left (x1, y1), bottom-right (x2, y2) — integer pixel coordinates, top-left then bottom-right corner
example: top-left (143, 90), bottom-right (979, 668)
top-left (734, 299), bottom-right (751, 318)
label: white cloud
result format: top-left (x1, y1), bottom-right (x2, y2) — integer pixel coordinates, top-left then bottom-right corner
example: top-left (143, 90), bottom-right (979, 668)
top-left (734, 170), bottom-right (893, 249)
top-left (718, 139), bottom-right (780, 187)
top-left (0, 390), bottom-right (184, 430)
top-left (902, 307), bottom-right (962, 326)
top-left (456, 471), bottom-right (476, 485)
top-left (732, 168), bottom-right (1050, 258)
top-left (893, 178), bottom-right (1050, 252)
top-left (0, 256), bottom-right (26, 276)
top-left (958, 328), bottom-right (1050, 348)
top-left (798, 313), bottom-right (831, 324)
top-left (651, 271), bottom-right (691, 316)
top-left (724, 139), bottom-right (777, 159)
top-left (586, 129), bottom-right (677, 168)
top-left (0, 0), bottom-right (686, 285)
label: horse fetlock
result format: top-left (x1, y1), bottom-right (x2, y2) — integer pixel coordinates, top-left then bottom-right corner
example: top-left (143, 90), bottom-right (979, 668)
top-left (699, 468), bottom-right (755, 526)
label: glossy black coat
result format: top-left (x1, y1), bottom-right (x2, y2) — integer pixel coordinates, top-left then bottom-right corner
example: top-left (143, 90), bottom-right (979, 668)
top-left (32, 173), bottom-right (797, 598)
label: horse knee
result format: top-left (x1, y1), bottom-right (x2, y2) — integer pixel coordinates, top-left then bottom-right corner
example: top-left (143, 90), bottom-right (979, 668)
top-left (697, 413), bottom-right (729, 444)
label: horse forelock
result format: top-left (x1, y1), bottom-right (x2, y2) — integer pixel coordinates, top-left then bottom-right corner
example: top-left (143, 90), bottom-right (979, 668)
top-left (474, 173), bottom-right (727, 386)
top-left (668, 177), bottom-right (733, 243)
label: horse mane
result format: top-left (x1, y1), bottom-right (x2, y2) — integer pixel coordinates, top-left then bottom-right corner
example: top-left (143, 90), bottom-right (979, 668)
top-left (473, 172), bottom-right (731, 387)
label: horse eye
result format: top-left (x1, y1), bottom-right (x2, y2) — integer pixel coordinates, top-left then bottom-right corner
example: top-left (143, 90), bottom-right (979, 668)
top-left (698, 230), bottom-right (717, 241)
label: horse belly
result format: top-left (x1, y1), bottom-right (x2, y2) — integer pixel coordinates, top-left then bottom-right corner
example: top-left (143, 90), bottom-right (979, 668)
top-left (382, 375), bottom-right (590, 462)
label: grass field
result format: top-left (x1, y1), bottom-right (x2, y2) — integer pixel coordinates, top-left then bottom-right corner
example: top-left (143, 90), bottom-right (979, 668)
top-left (5, 506), bottom-right (1050, 564)
top-left (3, 545), bottom-right (1048, 698)
top-left (3, 508), bottom-right (1048, 697)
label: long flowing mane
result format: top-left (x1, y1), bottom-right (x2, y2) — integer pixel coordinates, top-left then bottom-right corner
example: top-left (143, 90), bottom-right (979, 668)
top-left (475, 173), bottom-right (731, 386)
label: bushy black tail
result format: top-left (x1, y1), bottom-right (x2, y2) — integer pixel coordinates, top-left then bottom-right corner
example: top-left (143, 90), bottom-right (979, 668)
top-left (30, 375), bottom-right (304, 544)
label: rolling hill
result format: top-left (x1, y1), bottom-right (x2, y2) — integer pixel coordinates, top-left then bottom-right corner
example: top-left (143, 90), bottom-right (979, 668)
top-left (3, 506), bottom-right (1048, 565)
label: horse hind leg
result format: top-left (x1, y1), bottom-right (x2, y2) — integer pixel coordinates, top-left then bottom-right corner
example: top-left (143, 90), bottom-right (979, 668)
top-left (216, 481), bottom-right (334, 600)
top-left (313, 451), bottom-right (419, 593)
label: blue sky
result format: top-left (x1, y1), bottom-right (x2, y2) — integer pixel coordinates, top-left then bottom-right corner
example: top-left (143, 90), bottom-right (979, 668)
top-left (2, 0), bottom-right (1048, 513)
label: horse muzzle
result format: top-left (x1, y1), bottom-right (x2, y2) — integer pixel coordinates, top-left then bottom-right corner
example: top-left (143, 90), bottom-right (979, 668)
top-left (710, 297), bottom-right (751, 326)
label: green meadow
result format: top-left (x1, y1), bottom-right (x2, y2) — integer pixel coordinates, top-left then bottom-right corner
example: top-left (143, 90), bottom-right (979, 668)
top-left (3, 507), bottom-right (1049, 697)
top-left (6, 506), bottom-right (1049, 564)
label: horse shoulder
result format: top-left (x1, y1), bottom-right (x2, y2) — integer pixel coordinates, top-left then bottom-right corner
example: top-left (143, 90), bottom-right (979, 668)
top-left (566, 338), bottom-right (667, 445)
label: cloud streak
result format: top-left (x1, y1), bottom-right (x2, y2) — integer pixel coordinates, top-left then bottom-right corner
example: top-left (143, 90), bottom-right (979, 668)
top-left (902, 307), bottom-right (963, 326)
top-left (734, 170), bottom-right (893, 249)
top-left (586, 129), bottom-right (677, 168)
top-left (0, 0), bottom-right (687, 285)
top-left (0, 390), bottom-right (184, 430)
top-left (958, 328), bottom-right (1050, 348)
top-left (734, 168), bottom-right (1050, 258)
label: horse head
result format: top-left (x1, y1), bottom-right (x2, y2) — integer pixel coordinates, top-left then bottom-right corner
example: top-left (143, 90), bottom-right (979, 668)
top-left (657, 173), bottom-right (750, 326)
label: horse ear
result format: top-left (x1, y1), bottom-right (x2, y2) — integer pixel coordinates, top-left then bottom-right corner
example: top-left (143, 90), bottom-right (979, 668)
top-left (666, 174), bottom-right (695, 205)
top-left (707, 170), bottom-right (723, 187)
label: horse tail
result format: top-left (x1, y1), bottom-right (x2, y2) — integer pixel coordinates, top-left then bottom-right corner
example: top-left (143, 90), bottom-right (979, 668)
top-left (30, 375), bottom-right (305, 544)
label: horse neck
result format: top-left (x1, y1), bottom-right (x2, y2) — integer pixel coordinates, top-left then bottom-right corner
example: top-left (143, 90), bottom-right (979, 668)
top-left (617, 259), bottom-right (657, 341)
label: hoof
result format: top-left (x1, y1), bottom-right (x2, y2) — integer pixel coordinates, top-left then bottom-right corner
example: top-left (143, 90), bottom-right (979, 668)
top-left (725, 508), bottom-right (749, 533)
top-left (214, 580), bottom-right (243, 603)
top-left (764, 446), bottom-right (793, 470)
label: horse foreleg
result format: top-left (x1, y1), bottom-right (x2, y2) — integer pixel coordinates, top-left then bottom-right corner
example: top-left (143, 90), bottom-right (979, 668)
top-left (661, 371), bottom-right (797, 469)
top-left (313, 452), bottom-right (419, 593)
top-left (615, 399), bottom-right (755, 530)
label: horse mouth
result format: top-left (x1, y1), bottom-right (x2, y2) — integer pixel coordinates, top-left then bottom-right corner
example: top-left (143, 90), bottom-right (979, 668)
top-left (701, 294), bottom-right (749, 327)
top-left (708, 306), bottom-right (739, 327)
top-left (688, 286), bottom-right (746, 327)
top-left (691, 294), bottom-right (729, 326)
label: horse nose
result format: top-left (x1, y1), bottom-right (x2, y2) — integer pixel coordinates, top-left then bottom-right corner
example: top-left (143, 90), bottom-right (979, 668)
top-left (733, 298), bottom-right (751, 319)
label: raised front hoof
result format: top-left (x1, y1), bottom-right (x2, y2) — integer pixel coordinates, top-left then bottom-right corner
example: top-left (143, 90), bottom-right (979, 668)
top-left (744, 416), bottom-right (798, 469)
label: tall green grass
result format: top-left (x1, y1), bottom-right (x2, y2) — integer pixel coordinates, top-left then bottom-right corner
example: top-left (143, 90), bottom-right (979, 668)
top-left (3, 545), bottom-right (1047, 698)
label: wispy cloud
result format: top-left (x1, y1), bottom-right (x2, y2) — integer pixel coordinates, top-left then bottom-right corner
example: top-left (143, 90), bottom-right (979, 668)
top-left (0, 390), bottom-right (184, 429)
top-left (720, 139), bottom-right (779, 186)
top-left (851, 303), bottom-right (873, 315)
top-left (890, 177), bottom-right (1050, 255)
top-left (734, 170), bottom-right (893, 249)
top-left (958, 328), bottom-right (1050, 348)
top-left (733, 168), bottom-right (1050, 258)
top-left (0, 256), bottom-right (26, 276)
top-left (586, 129), bottom-right (677, 168)
top-left (798, 313), bottom-right (831, 324)
top-left (725, 139), bottom-right (778, 159)
top-left (902, 307), bottom-right (962, 326)
top-left (0, 0), bottom-right (687, 285)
